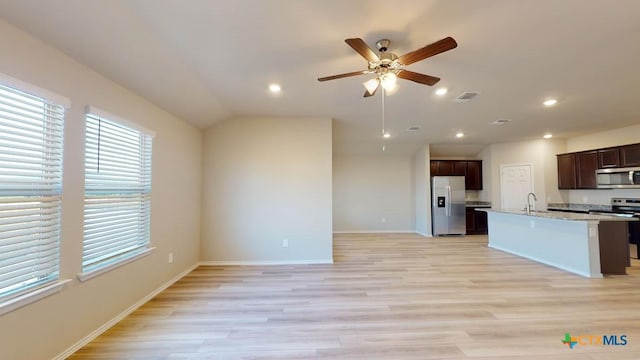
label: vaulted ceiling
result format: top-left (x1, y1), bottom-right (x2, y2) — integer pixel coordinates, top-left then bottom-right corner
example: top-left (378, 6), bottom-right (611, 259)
top-left (1, 0), bottom-right (639, 156)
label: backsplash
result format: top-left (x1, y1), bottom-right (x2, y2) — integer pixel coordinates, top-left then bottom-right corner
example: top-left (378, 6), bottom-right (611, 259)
top-left (465, 190), bottom-right (480, 201)
top-left (568, 188), bottom-right (640, 205)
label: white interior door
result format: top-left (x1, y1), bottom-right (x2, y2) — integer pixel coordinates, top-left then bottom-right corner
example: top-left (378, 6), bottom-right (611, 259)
top-left (500, 164), bottom-right (534, 210)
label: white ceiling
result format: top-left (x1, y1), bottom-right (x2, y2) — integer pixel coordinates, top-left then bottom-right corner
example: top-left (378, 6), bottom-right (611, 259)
top-left (1, 0), bottom-right (640, 156)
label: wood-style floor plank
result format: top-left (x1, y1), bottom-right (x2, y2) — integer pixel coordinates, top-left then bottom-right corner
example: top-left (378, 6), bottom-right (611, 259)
top-left (68, 234), bottom-right (640, 359)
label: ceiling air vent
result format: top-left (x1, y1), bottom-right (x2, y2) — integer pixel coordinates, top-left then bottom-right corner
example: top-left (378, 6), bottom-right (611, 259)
top-left (491, 119), bottom-right (512, 125)
top-left (455, 92), bottom-right (479, 102)
top-left (406, 125), bottom-right (421, 131)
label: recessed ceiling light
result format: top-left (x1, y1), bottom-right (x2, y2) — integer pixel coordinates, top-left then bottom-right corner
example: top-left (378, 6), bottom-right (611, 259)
top-left (543, 99), bottom-right (557, 107)
top-left (269, 84), bottom-right (281, 93)
top-left (456, 132), bottom-right (464, 138)
top-left (543, 134), bottom-right (553, 139)
top-left (383, 133), bottom-right (391, 138)
top-left (435, 87), bottom-right (448, 96)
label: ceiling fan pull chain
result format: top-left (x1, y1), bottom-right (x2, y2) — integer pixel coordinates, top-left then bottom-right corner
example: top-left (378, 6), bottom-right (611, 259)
top-left (381, 86), bottom-right (386, 152)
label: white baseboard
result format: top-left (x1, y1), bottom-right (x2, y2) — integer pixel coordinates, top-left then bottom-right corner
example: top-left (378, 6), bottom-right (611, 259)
top-left (199, 259), bottom-right (334, 266)
top-left (53, 263), bottom-right (199, 360)
top-left (333, 230), bottom-right (415, 234)
top-left (416, 231), bottom-right (432, 237)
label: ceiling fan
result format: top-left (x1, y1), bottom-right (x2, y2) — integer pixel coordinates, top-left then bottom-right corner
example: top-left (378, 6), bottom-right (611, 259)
top-left (318, 36), bottom-right (457, 97)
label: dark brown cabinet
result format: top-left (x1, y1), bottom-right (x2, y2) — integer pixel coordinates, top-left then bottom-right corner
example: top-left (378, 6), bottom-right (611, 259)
top-left (454, 161), bottom-right (466, 176)
top-left (576, 151), bottom-right (598, 189)
top-left (557, 142), bottom-right (640, 189)
top-left (430, 161), bottom-right (438, 176)
top-left (465, 161), bottom-right (482, 190)
top-left (466, 207), bottom-right (488, 235)
top-left (431, 160), bottom-right (454, 176)
top-left (621, 144), bottom-right (640, 167)
top-left (557, 153), bottom-right (577, 189)
top-left (598, 148), bottom-right (620, 168)
top-left (430, 160), bottom-right (483, 190)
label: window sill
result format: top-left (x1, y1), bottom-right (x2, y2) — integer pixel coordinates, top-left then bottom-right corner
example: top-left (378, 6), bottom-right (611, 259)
top-left (77, 247), bottom-right (155, 282)
top-left (0, 279), bottom-right (71, 316)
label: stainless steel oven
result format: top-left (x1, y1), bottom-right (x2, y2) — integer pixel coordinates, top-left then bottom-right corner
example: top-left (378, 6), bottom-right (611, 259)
top-left (596, 167), bottom-right (640, 188)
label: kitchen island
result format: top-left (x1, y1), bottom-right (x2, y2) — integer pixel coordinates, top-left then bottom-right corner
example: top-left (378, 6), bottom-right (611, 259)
top-left (480, 209), bottom-right (637, 278)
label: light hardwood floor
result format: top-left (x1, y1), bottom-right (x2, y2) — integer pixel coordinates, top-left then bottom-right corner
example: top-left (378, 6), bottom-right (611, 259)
top-left (69, 233), bottom-right (640, 359)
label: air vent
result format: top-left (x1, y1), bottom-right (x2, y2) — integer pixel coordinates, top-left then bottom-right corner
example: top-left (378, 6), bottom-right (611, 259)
top-left (455, 92), bottom-right (479, 102)
top-left (406, 125), bottom-right (421, 131)
top-left (491, 119), bottom-right (512, 125)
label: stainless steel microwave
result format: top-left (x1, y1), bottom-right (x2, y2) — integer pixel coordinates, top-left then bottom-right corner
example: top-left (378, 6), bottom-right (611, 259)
top-left (596, 167), bottom-right (640, 188)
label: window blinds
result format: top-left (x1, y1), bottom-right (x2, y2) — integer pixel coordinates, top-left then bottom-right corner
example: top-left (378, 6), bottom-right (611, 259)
top-left (0, 83), bottom-right (64, 299)
top-left (83, 112), bottom-right (152, 272)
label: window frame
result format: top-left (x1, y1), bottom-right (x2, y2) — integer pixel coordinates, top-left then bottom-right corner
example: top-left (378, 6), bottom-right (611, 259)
top-left (79, 106), bottom-right (154, 281)
top-left (0, 73), bottom-right (70, 314)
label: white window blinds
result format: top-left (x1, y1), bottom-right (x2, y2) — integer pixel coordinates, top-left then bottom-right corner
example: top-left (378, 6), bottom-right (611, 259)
top-left (83, 110), bottom-right (152, 272)
top-left (0, 83), bottom-right (64, 300)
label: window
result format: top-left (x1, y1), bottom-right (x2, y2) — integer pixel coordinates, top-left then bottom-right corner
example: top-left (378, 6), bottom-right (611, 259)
top-left (0, 81), bottom-right (65, 302)
top-left (82, 107), bottom-right (153, 277)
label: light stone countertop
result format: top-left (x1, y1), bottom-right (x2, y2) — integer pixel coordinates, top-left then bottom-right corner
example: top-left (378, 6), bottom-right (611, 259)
top-left (478, 208), bottom-right (638, 222)
top-left (465, 201), bottom-right (492, 208)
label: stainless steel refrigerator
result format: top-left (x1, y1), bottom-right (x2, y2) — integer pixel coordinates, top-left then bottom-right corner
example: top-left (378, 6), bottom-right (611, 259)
top-left (432, 176), bottom-right (466, 236)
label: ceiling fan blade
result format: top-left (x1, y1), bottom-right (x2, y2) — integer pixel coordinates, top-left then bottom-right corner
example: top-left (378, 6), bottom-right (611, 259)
top-left (397, 70), bottom-right (440, 86)
top-left (398, 36), bottom-right (457, 65)
top-left (363, 83), bottom-right (379, 97)
top-left (317, 70), bottom-right (368, 82)
top-left (345, 38), bottom-right (380, 63)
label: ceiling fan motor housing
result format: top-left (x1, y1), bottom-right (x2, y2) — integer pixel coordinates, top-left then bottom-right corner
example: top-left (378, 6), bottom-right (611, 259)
top-left (376, 39), bottom-right (391, 52)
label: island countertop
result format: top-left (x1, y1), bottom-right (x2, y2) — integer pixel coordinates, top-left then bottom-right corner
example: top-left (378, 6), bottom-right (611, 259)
top-left (478, 208), bottom-right (637, 222)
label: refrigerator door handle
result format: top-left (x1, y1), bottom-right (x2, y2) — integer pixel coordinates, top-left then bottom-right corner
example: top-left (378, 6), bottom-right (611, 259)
top-left (446, 185), bottom-right (451, 216)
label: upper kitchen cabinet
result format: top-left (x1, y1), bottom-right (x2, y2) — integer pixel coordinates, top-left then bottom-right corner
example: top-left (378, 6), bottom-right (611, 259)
top-left (465, 161), bottom-right (483, 190)
top-left (430, 160), bottom-right (483, 190)
top-left (598, 147), bottom-right (620, 168)
top-left (454, 161), bottom-right (467, 176)
top-left (433, 160), bottom-right (454, 176)
top-left (557, 142), bottom-right (640, 189)
top-left (621, 144), bottom-right (640, 167)
top-left (557, 153), bottom-right (577, 189)
top-left (576, 151), bottom-right (598, 189)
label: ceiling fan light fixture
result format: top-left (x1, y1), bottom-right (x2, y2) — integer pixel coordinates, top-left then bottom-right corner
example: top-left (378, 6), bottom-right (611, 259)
top-left (363, 78), bottom-right (380, 95)
top-left (380, 72), bottom-right (397, 91)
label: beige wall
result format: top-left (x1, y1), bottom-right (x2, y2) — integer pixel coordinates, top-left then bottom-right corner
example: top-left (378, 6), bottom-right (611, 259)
top-left (565, 124), bottom-right (640, 204)
top-left (201, 116), bottom-right (333, 263)
top-left (566, 124), bottom-right (640, 152)
top-left (0, 20), bottom-right (202, 360)
top-left (480, 139), bottom-right (567, 209)
top-left (414, 146), bottom-right (431, 236)
top-left (333, 155), bottom-right (415, 232)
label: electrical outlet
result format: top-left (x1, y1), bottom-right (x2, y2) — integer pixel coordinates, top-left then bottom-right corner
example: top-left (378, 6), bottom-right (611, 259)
top-left (168, 252), bottom-right (173, 264)
top-left (381, 217), bottom-right (386, 223)
top-left (282, 239), bottom-right (289, 248)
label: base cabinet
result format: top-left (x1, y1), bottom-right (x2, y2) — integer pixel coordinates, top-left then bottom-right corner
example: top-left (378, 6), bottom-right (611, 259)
top-left (466, 208), bottom-right (488, 235)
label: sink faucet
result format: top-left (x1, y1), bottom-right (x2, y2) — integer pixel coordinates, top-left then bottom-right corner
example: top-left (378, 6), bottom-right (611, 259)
top-left (526, 192), bottom-right (537, 214)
